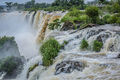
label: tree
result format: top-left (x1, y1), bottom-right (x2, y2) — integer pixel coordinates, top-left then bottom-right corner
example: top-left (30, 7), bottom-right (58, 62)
top-left (0, 6), bottom-right (3, 12)
top-left (5, 2), bottom-right (13, 10)
top-left (99, 0), bottom-right (106, 3)
top-left (85, 6), bottom-right (99, 23)
top-left (25, 0), bottom-right (35, 9)
top-left (52, 0), bottom-right (85, 10)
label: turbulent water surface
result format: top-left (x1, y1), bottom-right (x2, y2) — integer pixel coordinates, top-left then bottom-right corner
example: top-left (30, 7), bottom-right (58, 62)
top-left (0, 11), bottom-right (120, 80)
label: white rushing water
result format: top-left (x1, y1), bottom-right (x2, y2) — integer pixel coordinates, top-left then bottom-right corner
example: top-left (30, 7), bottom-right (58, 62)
top-left (0, 11), bottom-right (38, 59)
top-left (1, 11), bottom-right (120, 80)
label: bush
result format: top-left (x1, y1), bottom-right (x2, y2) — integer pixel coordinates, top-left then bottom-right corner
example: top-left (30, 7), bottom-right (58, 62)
top-left (85, 6), bottom-right (99, 23)
top-left (93, 40), bottom-right (103, 52)
top-left (108, 13), bottom-right (120, 24)
top-left (112, 3), bottom-right (120, 13)
top-left (116, 17), bottom-right (120, 25)
top-left (40, 38), bottom-right (60, 66)
top-left (80, 39), bottom-right (89, 50)
top-left (0, 56), bottom-right (20, 74)
top-left (48, 19), bottom-right (61, 30)
top-left (61, 9), bottom-right (86, 22)
top-left (103, 14), bottom-right (111, 24)
top-left (68, 8), bottom-right (85, 17)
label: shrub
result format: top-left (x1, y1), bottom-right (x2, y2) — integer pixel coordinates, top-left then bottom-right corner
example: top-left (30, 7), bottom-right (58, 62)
top-left (61, 9), bottom-right (86, 22)
top-left (116, 18), bottom-right (120, 25)
top-left (108, 13), bottom-right (120, 24)
top-left (74, 15), bottom-right (89, 23)
top-left (112, 3), bottom-right (120, 13)
top-left (80, 39), bottom-right (89, 50)
top-left (68, 8), bottom-right (85, 17)
top-left (40, 38), bottom-right (60, 66)
top-left (93, 40), bottom-right (103, 52)
top-left (103, 14), bottom-right (111, 24)
top-left (96, 18), bottom-right (105, 25)
top-left (85, 6), bottom-right (99, 23)
top-left (0, 56), bottom-right (20, 74)
top-left (48, 19), bottom-right (61, 30)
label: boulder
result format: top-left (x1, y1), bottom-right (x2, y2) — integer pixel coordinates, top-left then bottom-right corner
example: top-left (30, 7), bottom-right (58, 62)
top-left (60, 21), bottom-right (75, 31)
top-left (55, 61), bottom-right (86, 75)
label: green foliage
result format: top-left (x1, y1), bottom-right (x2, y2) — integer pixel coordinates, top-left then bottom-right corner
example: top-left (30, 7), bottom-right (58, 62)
top-left (0, 36), bottom-right (15, 48)
top-left (48, 19), bottom-right (61, 30)
top-left (104, 5), bottom-right (113, 13)
top-left (61, 9), bottom-right (88, 23)
top-left (40, 38), bottom-right (60, 66)
top-left (85, 6), bottom-right (99, 23)
top-left (108, 13), bottom-right (120, 24)
top-left (27, 63), bottom-right (38, 78)
top-left (93, 40), bottom-right (103, 52)
top-left (96, 18), bottom-right (105, 25)
top-left (116, 17), bottom-right (120, 25)
top-left (28, 64), bottom-right (38, 73)
top-left (0, 56), bottom-right (20, 74)
top-left (80, 39), bottom-right (89, 50)
top-left (112, 3), bottom-right (120, 13)
top-left (52, 0), bottom-right (85, 10)
top-left (103, 14), bottom-right (111, 24)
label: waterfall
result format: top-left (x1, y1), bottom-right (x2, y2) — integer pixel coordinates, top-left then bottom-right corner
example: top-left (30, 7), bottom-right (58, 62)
top-left (1, 10), bottom-right (120, 80)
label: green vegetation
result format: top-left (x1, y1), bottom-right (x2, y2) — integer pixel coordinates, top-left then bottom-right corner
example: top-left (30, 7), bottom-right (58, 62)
top-left (61, 8), bottom-right (86, 22)
top-left (112, 3), bottom-right (120, 13)
top-left (27, 63), bottom-right (39, 78)
top-left (0, 56), bottom-right (20, 74)
top-left (107, 13), bottom-right (120, 24)
top-left (93, 40), bottom-right (103, 52)
top-left (0, 36), bottom-right (15, 48)
top-left (80, 39), bottom-right (89, 50)
top-left (103, 14), bottom-right (111, 24)
top-left (85, 6), bottom-right (99, 24)
top-left (40, 38), bottom-right (60, 66)
top-left (51, 0), bottom-right (85, 10)
top-left (48, 19), bottom-right (61, 30)
top-left (61, 8), bottom-right (90, 29)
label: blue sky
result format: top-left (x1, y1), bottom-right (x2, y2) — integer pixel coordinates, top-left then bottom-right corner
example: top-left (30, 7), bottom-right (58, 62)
top-left (0, 0), bottom-right (93, 5)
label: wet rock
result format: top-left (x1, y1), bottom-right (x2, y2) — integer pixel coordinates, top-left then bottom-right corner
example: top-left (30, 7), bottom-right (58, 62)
top-left (55, 61), bottom-right (86, 75)
top-left (60, 21), bottom-right (75, 31)
top-left (117, 54), bottom-right (120, 58)
top-left (87, 29), bottom-right (105, 39)
top-left (108, 45), bottom-right (114, 52)
top-left (96, 32), bottom-right (111, 43)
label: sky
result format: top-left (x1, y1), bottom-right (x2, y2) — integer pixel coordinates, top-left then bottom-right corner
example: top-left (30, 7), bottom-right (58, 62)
top-left (0, 0), bottom-right (94, 5)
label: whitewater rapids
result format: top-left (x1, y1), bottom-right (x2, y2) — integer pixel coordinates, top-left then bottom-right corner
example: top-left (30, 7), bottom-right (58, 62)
top-left (1, 11), bottom-right (120, 80)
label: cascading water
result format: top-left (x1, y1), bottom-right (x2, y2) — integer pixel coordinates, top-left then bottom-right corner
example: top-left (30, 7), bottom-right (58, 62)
top-left (0, 11), bottom-right (38, 59)
top-left (1, 10), bottom-right (120, 80)
top-left (27, 24), bottom-right (120, 80)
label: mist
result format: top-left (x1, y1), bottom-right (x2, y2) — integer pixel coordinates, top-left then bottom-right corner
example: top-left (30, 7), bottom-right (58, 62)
top-left (0, 11), bottom-right (38, 59)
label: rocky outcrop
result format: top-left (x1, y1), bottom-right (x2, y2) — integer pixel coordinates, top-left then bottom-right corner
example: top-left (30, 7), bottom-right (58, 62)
top-left (0, 37), bottom-right (25, 79)
top-left (0, 39), bottom-right (21, 60)
top-left (55, 61), bottom-right (86, 75)
top-left (60, 21), bottom-right (75, 31)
